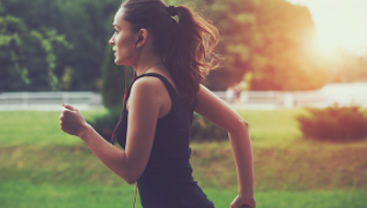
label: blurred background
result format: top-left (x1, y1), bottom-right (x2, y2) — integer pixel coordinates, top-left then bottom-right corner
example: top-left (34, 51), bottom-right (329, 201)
top-left (0, 0), bottom-right (366, 207)
top-left (1, 0), bottom-right (367, 110)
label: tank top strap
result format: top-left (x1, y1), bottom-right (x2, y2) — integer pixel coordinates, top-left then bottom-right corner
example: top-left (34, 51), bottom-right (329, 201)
top-left (135, 73), bottom-right (178, 98)
top-left (124, 73), bottom-right (177, 106)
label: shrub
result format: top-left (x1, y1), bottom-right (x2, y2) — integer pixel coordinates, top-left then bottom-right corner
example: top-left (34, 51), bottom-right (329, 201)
top-left (88, 110), bottom-right (228, 143)
top-left (297, 106), bottom-right (367, 142)
top-left (87, 108), bottom-right (121, 143)
top-left (191, 113), bottom-right (228, 142)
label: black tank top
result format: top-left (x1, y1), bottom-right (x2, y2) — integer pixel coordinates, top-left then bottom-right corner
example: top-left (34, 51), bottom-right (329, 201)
top-left (114, 73), bottom-right (215, 208)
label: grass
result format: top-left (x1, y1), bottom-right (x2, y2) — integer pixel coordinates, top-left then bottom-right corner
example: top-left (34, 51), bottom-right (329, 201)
top-left (0, 109), bottom-right (107, 147)
top-left (239, 109), bottom-right (304, 147)
top-left (0, 108), bottom-right (303, 147)
top-left (191, 140), bottom-right (367, 190)
top-left (1, 181), bottom-right (366, 208)
top-left (1, 109), bottom-right (367, 208)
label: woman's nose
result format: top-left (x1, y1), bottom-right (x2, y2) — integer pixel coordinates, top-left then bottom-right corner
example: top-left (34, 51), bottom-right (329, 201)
top-left (109, 37), bottom-right (115, 45)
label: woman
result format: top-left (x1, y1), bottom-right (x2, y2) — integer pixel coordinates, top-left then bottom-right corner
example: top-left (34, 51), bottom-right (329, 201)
top-left (60, 0), bottom-right (255, 207)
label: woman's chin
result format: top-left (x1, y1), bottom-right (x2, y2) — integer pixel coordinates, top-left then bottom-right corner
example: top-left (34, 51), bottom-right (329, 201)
top-left (114, 58), bottom-right (133, 66)
top-left (114, 59), bottom-right (124, 66)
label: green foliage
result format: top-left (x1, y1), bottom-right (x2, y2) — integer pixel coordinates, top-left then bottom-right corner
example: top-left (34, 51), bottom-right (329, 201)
top-left (0, 9), bottom-right (71, 91)
top-left (297, 106), bottom-right (367, 142)
top-left (61, 66), bottom-right (74, 90)
top-left (53, 0), bottom-right (121, 91)
top-left (87, 107), bottom-right (121, 142)
top-left (0, 14), bottom-right (29, 86)
top-left (29, 29), bottom-right (72, 90)
top-left (191, 113), bottom-right (228, 142)
top-left (0, 0), bottom-right (120, 91)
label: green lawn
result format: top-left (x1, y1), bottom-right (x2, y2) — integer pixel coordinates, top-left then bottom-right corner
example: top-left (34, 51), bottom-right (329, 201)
top-left (0, 108), bottom-right (303, 147)
top-left (1, 181), bottom-right (365, 208)
top-left (1, 109), bottom-right (366, 208)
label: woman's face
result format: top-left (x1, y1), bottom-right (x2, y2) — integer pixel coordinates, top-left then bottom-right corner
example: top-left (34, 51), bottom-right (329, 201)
top-left (109, 8), bottom-right (137, 65)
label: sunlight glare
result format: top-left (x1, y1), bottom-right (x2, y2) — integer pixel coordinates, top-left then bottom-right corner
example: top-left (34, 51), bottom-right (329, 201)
top-left (286, 0), bottom-right (367, 55)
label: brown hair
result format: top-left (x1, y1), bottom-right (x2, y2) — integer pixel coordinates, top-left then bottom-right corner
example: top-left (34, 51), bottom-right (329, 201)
top-left (121, 0), bottom-right (219, 103)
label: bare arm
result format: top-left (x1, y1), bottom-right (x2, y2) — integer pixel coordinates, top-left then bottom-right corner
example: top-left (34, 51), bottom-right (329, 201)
top-left (60, 78), bottom-right (164, 184)
top-left (195, 85), bottom-right (255, 208)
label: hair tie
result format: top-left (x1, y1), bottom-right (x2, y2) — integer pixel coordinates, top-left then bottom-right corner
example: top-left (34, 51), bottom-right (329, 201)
top-left (167, 6), bottom-right (177, 17)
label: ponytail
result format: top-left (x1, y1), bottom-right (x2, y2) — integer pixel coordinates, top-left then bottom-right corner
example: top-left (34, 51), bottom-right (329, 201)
top-left (122, 0), bottom-right (219, 103)
top-left (166, 6), bottom-right (219, 103)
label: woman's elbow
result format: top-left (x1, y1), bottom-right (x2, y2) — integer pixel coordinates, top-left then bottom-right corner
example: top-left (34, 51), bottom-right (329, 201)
top-left (121, 170), bottom-right (142, 185)
top-left (228, 118), bottom-right (249, 133)
top-left (124, 176), bottom-right (137, 185)
top-left (239, 118), bottom-right (249, 128)
top-left (121, 174), bottom-right (137, 185)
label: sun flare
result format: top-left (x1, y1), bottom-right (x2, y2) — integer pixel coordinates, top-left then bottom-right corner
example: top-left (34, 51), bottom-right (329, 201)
top-left (287, 0), bottom-right (367, 55)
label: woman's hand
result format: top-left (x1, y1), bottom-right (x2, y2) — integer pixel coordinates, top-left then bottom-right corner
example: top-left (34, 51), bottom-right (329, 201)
top-left (230, 193), bottom-right (256, 208)
top-left (59, 104), bottom-right (88, 137)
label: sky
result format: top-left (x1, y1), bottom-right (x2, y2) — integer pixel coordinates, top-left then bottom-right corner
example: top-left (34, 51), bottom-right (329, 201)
top-left (286, 0), bottom-right (367, 56)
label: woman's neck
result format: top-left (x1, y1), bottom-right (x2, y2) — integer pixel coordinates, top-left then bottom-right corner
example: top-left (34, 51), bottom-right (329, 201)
top-left (132, 53), bottom-right (163, 76)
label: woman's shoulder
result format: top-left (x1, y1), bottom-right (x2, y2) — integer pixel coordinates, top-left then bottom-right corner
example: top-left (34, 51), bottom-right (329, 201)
top-left (125, 76), bottom-right (165, 113)
top-left (128, 74), bottom-right (173, 118)
top-left (133, 72), bottom-right (178, 95)
top-left (131, 75), bottom-right (166, 98)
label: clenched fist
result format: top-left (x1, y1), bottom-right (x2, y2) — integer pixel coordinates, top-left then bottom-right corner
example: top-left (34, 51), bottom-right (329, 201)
top-left (59, 104), bottom-right (88, 137)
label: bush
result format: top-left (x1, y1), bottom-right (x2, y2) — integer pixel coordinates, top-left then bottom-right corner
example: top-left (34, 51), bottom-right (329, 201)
top-left (191, 113), bottom-right (228, 142)
top-left (297, 106), bottom-right (367, 142)
top-left (87, 108), bottom-right (121, 143)
top-left (88, 110), bottom-right (228, 143)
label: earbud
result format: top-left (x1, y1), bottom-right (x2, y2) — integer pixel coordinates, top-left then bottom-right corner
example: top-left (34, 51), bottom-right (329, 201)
top-left (136, 36), bottom-right (143, 45)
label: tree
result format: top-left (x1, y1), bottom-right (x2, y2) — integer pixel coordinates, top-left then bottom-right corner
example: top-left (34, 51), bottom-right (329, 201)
top-left (52, 0), bottom-right (121, 91)
top-left (0, 0), bottom-right (121, 92)
top-left (0, 1), bottom-right (71, 92)
top-left (197, 0), bottom-right (329, 91)
top-left (250, 0), bottom-right (328, 90)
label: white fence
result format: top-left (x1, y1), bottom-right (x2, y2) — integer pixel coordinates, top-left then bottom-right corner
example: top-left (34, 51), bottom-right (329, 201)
top-left (0, 92), bottom-right (102, 111)
top-left (224, 82), bottom-right (367, 109)
top-left (0, 83), bottom-right (366, 111)
top-left (222, 90), bottom-right (367, 110)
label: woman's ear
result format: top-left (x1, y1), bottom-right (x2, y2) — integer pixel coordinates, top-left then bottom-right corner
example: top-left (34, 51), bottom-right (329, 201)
top-left (135, 28), bottom-right (148, 48)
